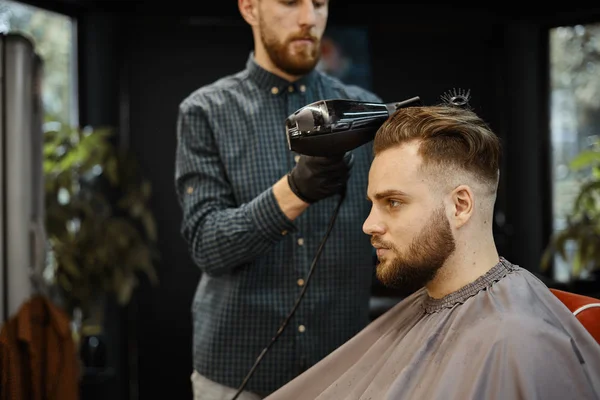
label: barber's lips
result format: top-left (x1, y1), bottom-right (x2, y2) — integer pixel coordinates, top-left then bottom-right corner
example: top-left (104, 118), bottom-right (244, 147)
top-left (291, 38), bottom-right (315, 46)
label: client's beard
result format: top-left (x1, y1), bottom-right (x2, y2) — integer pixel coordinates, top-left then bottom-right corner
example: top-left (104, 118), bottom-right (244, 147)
top-left (373, 207), bottom-right (456, 294)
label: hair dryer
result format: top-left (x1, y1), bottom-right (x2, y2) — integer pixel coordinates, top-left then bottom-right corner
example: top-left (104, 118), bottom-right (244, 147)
top-left (285, 96), bottom-right (422, 157)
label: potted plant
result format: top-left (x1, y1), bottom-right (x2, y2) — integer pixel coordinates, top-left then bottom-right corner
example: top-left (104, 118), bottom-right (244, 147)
top-left (42, 123), bottom-right (159, 336)
top-left (541, 136), bottom-right (600, 296)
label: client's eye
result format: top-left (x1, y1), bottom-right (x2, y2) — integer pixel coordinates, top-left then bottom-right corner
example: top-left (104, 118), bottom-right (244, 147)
top-left (388, 199), bottom-right (402, 208)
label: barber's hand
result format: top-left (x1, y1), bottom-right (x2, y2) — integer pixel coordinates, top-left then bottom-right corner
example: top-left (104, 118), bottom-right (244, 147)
top-left (287, 152), bottom-right (354, 204)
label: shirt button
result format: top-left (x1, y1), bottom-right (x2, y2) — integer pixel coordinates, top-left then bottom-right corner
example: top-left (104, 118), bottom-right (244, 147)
top-left (297, 238), bottom-right (304, 246)
top-left (271, 87), bottom-right (279, 95)
top-left (299, 85), bottom-right (306, 92)
top-left (297, 278), bottom-right (305, 287)
top-left (288, 85), bottom-right (294, 92)
top-left (186, 186), bottom-right (194, 194)
top-left (281, 230), bottom-right (288, 236)
top-left (294, 155), bottom-right (300, 163)
top-left (298, 325), bottom-right (306, 333)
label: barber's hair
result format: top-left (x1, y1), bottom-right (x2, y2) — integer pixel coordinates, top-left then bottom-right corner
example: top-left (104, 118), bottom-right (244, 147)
top-left (374, 105), bottom-right (501, 190)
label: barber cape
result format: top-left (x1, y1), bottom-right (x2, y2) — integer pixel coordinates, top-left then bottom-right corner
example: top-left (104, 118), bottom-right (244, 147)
top-left (266, 258), bottom-right (600, 400)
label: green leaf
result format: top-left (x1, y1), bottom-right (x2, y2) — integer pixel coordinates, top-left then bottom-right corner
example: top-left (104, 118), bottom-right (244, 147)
top-left (105, 157), bottom-right (119, 186)
top-left (569, 150), bottom-right (600, 170)
top-left (572, 249), bottom-right (583, 277)
top-left (43, 160), bottom-right (56, 174)
top-left (114, 269), bottom-right (138, 305)
top-left (141, 181), bottom-right (152, 200)
top-left (573, 181), bottom-right (600, 211)
top-left (540, 245), bottom-right (554, 271)
top-left (141, 209), bottom-right (158, 242)
top-left (130, 202), bottom-right (143, 218)
top-left (58, 274), bottom-right (73, 292)
top-left (58, 252), bottom-right (81, 278)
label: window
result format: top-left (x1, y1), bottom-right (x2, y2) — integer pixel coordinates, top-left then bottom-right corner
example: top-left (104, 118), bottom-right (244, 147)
top-left (549, 23), bottom-right (600, 282)
top-left (0, 0), bottom-right (78, 127)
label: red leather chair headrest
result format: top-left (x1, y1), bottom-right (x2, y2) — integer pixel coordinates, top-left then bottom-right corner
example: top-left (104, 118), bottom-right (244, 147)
top-left (550, 288), bottom-right (600, 344)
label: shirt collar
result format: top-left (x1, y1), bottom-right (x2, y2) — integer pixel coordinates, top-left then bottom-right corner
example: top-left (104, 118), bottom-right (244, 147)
top-left (245, 52), bottom-right (318, 95)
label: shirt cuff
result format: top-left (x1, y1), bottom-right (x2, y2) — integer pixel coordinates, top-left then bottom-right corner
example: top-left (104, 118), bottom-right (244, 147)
top-left (248, 187), bottom-right (298, 242)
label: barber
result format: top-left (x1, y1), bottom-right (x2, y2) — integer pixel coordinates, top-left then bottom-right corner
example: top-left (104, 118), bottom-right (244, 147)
top-left (174, 0), bottom-right (382, 398)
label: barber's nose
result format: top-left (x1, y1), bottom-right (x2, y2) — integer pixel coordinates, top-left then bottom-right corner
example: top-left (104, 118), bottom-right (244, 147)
top-left (298, 0), bottom-right (317, 27)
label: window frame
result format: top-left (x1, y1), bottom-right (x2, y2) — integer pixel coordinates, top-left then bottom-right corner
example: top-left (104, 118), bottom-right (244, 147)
top-left (543, 14), bottom-right (600, 281)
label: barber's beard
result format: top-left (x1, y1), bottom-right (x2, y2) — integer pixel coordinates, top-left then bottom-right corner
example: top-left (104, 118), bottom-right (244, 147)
top-left (373, 207), bottom-right (456, 294)
top-left (259, 19), bottom-right (321, 76)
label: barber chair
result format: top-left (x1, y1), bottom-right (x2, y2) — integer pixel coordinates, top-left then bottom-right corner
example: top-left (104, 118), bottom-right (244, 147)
top-left (550, 288), bottom-right (600, 344)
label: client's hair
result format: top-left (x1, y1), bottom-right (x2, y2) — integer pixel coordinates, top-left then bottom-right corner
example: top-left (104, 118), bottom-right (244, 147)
top-left (374, 105), bottom-right (502, 193)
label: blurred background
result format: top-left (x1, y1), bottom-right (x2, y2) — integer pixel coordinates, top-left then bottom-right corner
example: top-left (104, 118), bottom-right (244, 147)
top-left (1, 1), bottom-right (600, 399)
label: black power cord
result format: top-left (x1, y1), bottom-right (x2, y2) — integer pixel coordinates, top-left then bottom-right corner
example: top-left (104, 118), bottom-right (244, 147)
top-left (230, 188), bottom-right (347, 400)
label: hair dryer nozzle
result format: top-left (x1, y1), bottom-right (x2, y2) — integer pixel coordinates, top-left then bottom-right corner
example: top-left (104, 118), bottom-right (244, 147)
top-left (285, 97), bottom-right (421, 157)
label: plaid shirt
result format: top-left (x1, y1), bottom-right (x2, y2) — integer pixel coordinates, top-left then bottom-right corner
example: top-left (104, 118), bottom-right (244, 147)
top-left (175, 53), bottom-right (382, 396)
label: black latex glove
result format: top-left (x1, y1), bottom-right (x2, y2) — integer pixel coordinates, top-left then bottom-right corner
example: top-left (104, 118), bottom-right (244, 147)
top-left (287, 152), bottom-right (354, 204)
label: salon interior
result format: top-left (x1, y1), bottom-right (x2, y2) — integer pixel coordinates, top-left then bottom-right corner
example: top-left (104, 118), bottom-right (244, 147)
top-left (1, 1), bottom-right (600, 399)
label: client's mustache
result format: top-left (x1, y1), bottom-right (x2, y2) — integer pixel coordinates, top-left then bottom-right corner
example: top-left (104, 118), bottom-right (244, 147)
top-left (371, 237), bottom-right (396, 251)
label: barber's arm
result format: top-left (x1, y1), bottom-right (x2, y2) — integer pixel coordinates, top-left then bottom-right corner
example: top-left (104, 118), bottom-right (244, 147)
top-left (175, 104), bottom-right (351, 276)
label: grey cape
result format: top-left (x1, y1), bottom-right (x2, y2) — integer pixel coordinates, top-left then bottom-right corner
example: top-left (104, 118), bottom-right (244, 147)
top-left (266, 258), bottom-right (600, 400)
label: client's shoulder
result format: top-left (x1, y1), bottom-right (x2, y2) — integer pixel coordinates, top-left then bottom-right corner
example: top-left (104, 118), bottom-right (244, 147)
top-left (457, 260), bottom-right (574, 340)
top-left (458, 307), bottom-right (571, 360)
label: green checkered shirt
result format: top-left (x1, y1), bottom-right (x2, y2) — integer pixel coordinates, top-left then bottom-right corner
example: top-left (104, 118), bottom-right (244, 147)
top-left (175, 53), bottom-right (381, 396)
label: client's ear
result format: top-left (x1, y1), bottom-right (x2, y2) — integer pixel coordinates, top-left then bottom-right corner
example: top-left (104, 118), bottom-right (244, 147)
top-left (450, 184), bottom-right (473, 229)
